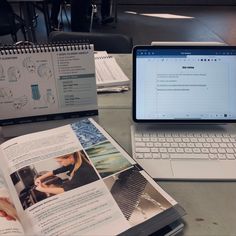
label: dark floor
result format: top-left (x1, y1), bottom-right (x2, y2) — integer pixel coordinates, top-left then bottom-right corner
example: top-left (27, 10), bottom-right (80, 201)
top-left (2, 5), bottom-right (236, 46)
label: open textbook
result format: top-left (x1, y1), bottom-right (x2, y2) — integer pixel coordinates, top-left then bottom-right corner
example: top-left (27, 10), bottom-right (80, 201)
top-left (0, 118), bottom-right (185, 235)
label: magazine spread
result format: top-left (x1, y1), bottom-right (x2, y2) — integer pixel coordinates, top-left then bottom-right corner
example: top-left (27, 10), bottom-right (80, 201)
top-left (0, 118), bottom-right (183, 236)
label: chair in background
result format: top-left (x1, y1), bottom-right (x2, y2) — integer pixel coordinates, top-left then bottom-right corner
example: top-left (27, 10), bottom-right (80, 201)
top-left (59, 0), bottom-right (71, 30)
top-left (58, 1), bottom-right (95, 32)
top-left (48, 31), bottom-right (133, 53)
top-left (0, 0), bottom-right (26, 42)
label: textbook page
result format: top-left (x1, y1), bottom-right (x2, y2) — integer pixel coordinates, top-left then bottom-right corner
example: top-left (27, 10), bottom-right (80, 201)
top-left (0, 168), bottom-right (24, 235)
top-left (95, 51), bottom-right (130, 88)
top-left (0, 119), bottom-right (179, 235)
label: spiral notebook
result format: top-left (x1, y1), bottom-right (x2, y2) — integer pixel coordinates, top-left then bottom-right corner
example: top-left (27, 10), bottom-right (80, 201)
top-left (0, 43), bottom-right (98, 128)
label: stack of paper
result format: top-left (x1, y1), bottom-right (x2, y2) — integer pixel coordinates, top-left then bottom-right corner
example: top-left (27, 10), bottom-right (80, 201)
top-left (94, 51), bottom-right (130, 92)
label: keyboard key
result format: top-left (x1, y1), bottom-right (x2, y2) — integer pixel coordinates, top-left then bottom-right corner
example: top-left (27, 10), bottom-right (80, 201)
top-left (218, 154), bottom-right (226, 160)
top-left (154, 143), bottom-right (162, 147)
top-left (211, 143), bottom-right (219, 148)
top-left (161, 153), bottom-right (170, 159)
top-left (201, 148), bottom-right (209, 153)
top-left (168, 148), bottom-right (176, 153)
top-left (226, 148), bottom-right (234, 154)
top-left (135, 137), bottom-right (142, 142)
top-left (226, 154), bottom-right (235, 160)
top-left (203, 143), bottom-right (211, 148)
top-left (135, 153), bottom-right (144, 159)
top-left (166, 138), bottom-right (174, 142)
top-left (210, 148), bottom-right (218, 154)
top-left (136, 142), bottom-right (146, 147)
top-left (146, 142), bottom-right (154, 147)
top-left (222, 138), bottom-right (230, 142)
top-left (214, 138), bottom-right (221, 142)
top-left (190, 138), bottom-right (198, 142)
top-left (209, 154), bottom-right (218, 159)
top-left (175, 138), bottom-right (182, 142)
top-left (171, 143), bottom-right (178, 148)
top-left (163, 143), bottom-right (170, 147)
top-left (143, 137), bottom-right (150, 141)
top-left (227, 143), bottom-right (234, 148)
top-left (144, 153), bottom-right (152, 159)
top-left (179, 143), bottom-right (187, 147)
top-left (151, 148), bottom-right (159, 153)
top-left (198, 138), bottom-right (206, 142)
top-left (218, 148), bottom-right (226, 154)
top-left (158, 138), bottom-right (166, 142)
top-left (151, 138), bottom-right (157, 142)
top-left (183, 138), bottom-right (190, 142)
top-left (153, 153), bottom-right (161, 159)
top-left (206, 138), bottom-right (214, 142)
top-left (160, 148), bottom-right (167, 153)
top-left (136, 147), bottom-right (150, 153)
top-left (195, 143), bottom-right (203, 148)
top-left (184, 148), bottom-right (193, 153)
top-left (187, 143), bottom-right (194, 148)
top-left (193, 148), bottom-right (201, 153)
top-left (170, 154), bottom-right (209, 159)
top-left (176, 148), bottom-right (184, 153)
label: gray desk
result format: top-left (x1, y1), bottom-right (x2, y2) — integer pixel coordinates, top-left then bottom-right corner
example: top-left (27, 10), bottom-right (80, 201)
top-left (1, 54), bottom-right (236, 235)
top-left (98, 55), bottom-right (236, 236)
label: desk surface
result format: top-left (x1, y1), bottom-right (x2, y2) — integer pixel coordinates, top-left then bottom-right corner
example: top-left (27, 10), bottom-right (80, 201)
top-left (1, 54), bottom-right (236, 236)
top-left (99, 54), bottom-right (236, 236)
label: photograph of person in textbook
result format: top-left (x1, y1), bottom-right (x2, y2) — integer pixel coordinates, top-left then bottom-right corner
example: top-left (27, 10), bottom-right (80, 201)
top-left (10, 150), bottom-right (99, 210)
top-left (35, 151), bottom-right (99, 194)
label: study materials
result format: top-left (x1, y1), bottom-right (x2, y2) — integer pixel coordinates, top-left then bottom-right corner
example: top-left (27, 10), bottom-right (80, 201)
top-left (94, 51), bottom-right (130, 90)
top-left (132, 45), bottom-right (236, 180)
top-left (0, 43), bottom-right (98, 127)
top-left (0, 118), bottom-right (185, 235)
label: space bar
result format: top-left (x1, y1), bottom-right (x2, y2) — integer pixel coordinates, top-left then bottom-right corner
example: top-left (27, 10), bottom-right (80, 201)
top-left (170, 153), bottom-right (209, 159)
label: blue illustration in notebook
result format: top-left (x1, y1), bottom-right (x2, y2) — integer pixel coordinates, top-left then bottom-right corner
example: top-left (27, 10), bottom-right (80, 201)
top-left (31, 84), bottom-right (41, 100)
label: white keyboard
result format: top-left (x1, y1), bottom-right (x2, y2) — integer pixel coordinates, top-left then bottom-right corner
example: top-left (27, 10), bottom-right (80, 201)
top-left (133, 132), bottom-right (236, 160)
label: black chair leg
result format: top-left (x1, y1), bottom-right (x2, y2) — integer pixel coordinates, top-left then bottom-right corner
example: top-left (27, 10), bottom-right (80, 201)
top-left (11, 33), bottom-right (18, 42)
top-left (21, 26), bottom-right (27, 41)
